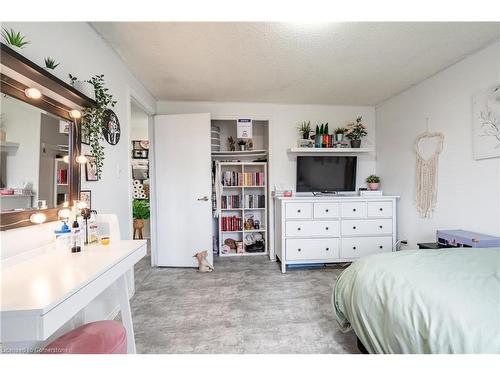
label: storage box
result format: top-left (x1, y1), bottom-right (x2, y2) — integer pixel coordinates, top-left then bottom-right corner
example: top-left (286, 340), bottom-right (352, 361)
top-left (436, 229), bottom-right (500, 248)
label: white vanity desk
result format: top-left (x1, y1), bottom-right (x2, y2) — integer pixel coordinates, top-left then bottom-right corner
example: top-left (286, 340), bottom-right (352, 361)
top-left (1, 240), bottom-right (147, 353)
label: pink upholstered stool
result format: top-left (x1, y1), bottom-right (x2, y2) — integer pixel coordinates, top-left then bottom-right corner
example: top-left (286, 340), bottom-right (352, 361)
top-left (42, 320), bottom-right (127, 354)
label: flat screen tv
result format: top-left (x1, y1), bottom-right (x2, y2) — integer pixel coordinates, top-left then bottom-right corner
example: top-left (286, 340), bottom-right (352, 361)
top-left (296, 156), bottom-right (357, 193)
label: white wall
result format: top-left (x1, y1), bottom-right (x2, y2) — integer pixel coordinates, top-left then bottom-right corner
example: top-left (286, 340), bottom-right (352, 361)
top-left (376, 41), bottom-right (500, 248)
top-left (3, 22), bottom-right (156, 239)
top-left (156, 100), bottom-right (376, 257)
top-left (130, 103), bottom-right (149, 141)
top-left (1, 96), bottom-right (41, 198)
top-left (157, 101), bottom-right (376, 190)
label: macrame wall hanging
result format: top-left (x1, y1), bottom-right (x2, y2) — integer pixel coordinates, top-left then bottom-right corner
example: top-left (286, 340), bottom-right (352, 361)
top-left (414, 119), bottom-right (444, 219)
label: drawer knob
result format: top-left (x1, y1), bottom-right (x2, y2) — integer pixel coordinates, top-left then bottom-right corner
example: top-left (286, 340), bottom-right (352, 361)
top-left (379, 245), bottom-right (383, 249)
top-left (379, 208), bottom-right (383, 211)
top-left (353, 226), bottom-right (357, 229)
top-left (379, 225), bottom-right (383, 229)
top-left (298, 248), bottom-right (302, 252)
top-left (325, 227), bottom-right (329, 230)
top-left (297, 209), bottom-right (301, 213)
top-left (326, 247), bottom-right (329, 251)
top-left (325, 209), bottom-right (329, 212)
top-left (353, 246), bottom-right (356, 250)
top-left (297, 227), bottom-right (301, 231)
top-left (353, 208), bottom-right (357, 212)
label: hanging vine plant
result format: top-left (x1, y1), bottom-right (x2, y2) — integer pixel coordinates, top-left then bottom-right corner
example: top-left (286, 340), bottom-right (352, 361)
top-left (73, 74), bottom-right (116, 178)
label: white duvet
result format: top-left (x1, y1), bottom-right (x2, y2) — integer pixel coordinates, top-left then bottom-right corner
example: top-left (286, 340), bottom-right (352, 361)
top-left (332, 249), bottom-right (500, 354)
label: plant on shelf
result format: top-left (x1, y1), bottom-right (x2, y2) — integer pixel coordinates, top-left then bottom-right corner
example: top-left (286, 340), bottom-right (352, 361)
top-left (1, 28), bottom-right (29, 50)
top-left (365, 175), bottom-right (381, 190)
top-left (346, 116), bottom-right (367, 148)
top-left (334, 127), bottom-right (347, 142)
top-left (132, 199), bottom-right (150, 240)
top-left (44, 57), bottom-right (60, 70)
top-left (237, 139), bottom-right (247, 151)
top-left (298, 121), bottom-right (311, 139)
top-left (76, 74), bottom-right (116, 179)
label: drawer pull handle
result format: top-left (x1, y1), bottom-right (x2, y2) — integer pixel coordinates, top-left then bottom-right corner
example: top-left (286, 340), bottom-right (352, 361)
top-left (297, 227), bottom-right (301, 231)
top-left (297, 209), bottom-right (301, 213)
top-left (379, 208), bottom-right (383, 211)
top-left (379, 245), bottom-right (383, 249)
top-left (353, 246), bottom-right (357, 250)
top-left (353, 208), bottom-right (357, 212)
top-left (379, 225), bottom-right (383, 229)
top-left (326, 247), bottom-right (329, 251)
top-left (298, 248), bottom-right (302, 252)
top-left (325, 227), bottom-right (329, 230)
top-left (353, 226), bottom-right (357, 229)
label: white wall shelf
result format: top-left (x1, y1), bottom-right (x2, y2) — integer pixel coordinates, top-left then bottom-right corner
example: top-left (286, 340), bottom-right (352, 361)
top-left (0, 141), bottom-right (20, 154)
top-left (287, 147), bottom-right (374, 154)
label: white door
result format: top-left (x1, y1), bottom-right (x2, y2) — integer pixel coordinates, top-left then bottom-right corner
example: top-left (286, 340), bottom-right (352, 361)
top-left (152, 113), bottom-right (213, 267)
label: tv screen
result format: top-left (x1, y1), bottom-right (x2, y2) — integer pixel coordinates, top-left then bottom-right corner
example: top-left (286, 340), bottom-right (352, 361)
top-left (296, 156), bottom-right (357, 192)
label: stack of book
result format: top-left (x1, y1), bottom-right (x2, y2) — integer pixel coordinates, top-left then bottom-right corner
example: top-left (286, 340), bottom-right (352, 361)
top-left (360, 190), bottom-right (383, 196)
top-left (245, 194), bottom-right (265, 208)
top-left (221, 216), bottom-right (242, 231)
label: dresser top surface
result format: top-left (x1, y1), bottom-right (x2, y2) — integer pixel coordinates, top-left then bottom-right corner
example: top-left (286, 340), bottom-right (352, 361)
top-left (275, 195), bottom-right (399, 201)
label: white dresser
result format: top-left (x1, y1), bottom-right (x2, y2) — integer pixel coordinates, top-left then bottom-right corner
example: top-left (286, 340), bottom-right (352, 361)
top-left (274, 196), bottom-right (398, 273)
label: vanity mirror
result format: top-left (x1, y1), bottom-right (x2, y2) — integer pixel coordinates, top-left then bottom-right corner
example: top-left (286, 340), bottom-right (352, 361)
top-left (0, 43), bottom-right (96, 230)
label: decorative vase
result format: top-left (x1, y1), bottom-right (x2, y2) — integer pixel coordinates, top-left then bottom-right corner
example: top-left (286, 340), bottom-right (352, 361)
top-left (302, 132), bottom-right (310, 140)
top-left (239, 144), bottom-right (246, 151)
top-left (368, 182), bottom-right (379, 191)
top-left (315, 134), bottom-right (323, 148)
top-left (133, 218), bottom-right (145, 240)
top-left (350, 139), bottom-right (361, 148)
top-left (335, 133), bottom-right (344, 142)
top-left (73, 81), bottom-right (96, 100)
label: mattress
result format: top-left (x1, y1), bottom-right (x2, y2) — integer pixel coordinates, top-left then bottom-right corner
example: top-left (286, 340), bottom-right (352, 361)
top-left (332, 249), bottom-right (500, 353)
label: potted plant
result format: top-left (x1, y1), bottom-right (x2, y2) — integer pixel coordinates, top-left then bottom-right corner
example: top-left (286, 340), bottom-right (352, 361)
top-left (298, 121), bottom-right (311, 139)
top-left (1, 28), bottom-right (29, 54)
top-left (334, 127), bottom-right (347, 142)
top-left (132, 199), bottom-right (150, 240)
top-left (81, 74), bottom-right (117, 178)
top-left (322, 123), bottom-right (330, 147)
top-left (345, 116), bottom-right (367, 148)
top-left (69, 74), bottom-right (96, 101)
top-left (44, 57), bottom-right (60, 71)
top-left (366, 175), bottom-right (380, 190)
top-left (237, 139), bottom-right (247, 151)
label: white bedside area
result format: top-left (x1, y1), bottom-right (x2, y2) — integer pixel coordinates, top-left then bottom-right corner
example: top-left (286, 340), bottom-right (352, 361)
top-left (274, 196), bottom-right (398, 273)
top-left (1, 240), bottom-right (147, 353)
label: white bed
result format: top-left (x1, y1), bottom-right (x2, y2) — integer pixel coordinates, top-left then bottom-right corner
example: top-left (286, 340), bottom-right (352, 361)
top-left (332, 249), bottom-right (500, 354)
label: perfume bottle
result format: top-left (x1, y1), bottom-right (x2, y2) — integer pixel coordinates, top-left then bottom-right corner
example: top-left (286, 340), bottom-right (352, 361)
top-left (71, 220), bottom-right (82, 253)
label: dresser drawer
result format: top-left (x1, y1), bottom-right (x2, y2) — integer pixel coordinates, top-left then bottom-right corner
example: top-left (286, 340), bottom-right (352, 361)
top-left (340, 202), bottom-right (367, 218)
top-left (285, 202), bottom-right (312, 219)
top-left (367, 201), bottom-right (393, 218)
top-left (313, 202), bottom-right (340, 219)
top-left (341, 219), bottom-right (393, 236)
top-left (285, 220), bottom-right (340, 237)
top-left (286, 238), bottom-right (339, 261)
top-left (341, 236), bottom-right (393, 259)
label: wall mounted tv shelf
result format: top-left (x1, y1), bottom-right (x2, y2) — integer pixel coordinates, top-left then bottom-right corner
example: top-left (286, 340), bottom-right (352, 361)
top-left (287, 147), bottom-right (374, 154)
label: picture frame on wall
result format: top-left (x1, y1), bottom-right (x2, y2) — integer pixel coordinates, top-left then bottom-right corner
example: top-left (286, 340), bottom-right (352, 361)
top-left (472, 85), bottom-right (500, 160)
top-left (80, 190), bottom-right (92, 209)
top-left (85, 155), bottom-right (99, 181)
top-left (81, 127), bottom-right (90, 145)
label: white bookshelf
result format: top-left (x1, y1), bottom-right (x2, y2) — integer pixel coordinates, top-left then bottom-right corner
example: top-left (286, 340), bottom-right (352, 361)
top-left (54, 158), bottom-right (68, 207)
top-left (217, 161), bottom-right (267, 257)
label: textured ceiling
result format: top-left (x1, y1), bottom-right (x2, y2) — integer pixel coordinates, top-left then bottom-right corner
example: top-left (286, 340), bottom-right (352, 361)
top-left (92, 22), bottom-right (500, 105)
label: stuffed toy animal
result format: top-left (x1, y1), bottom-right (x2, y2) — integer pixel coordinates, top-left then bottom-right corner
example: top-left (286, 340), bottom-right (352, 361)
top-left (193, 250), bottom-right (214, 273)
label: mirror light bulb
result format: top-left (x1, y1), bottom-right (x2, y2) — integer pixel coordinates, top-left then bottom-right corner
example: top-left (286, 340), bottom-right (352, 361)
top-left (69, 109), bottom-right (82, 119)
top-left (24, 87), bottom-right (42, 99)
top-left (30, 213), bottom-right (47, 224)
top-left (76, 155), bottom-right (88, 164)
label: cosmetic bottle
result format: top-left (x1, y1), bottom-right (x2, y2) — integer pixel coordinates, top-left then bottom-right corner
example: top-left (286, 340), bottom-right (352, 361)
top-left (54, 221), bottom-right (71, 251)
top-left (71, 220), bottom-right (82, 253)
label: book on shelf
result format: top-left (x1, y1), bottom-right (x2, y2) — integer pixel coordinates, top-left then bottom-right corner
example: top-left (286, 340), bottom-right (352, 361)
top-left (221, 171), bottom-right (265, 186)
top-left (221, 215), bottom-right (242, 231)
top-left (57, 169), bottom-right (68, 184)
top-left (244, 194), bottom-right (265, 208)
top-left (221, 194), bottom-right (241, 209)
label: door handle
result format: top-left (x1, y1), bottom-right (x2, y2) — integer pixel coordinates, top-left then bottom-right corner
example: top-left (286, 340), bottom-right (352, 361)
top-left (197, 196), bottom-right (209, 201)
